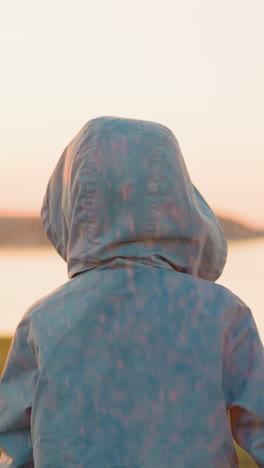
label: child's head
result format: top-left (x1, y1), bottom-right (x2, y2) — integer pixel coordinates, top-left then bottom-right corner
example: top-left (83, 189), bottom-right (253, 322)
top-left (41, 117), bottom-right (227, 281)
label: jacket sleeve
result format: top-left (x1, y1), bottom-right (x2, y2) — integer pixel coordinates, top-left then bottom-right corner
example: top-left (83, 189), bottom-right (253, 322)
top-left (222, 297), bottom-right (264, 467)
top-left (0, 317), bottom-right (38, 468)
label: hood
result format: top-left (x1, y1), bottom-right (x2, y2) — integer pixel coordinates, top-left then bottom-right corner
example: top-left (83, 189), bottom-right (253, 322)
top-left (41, 117), bottom-right (227, 281)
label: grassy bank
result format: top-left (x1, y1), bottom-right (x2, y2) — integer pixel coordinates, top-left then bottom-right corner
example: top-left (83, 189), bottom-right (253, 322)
top-left (0, 336), bottom-right (12, 376)
top-left (0, 337), bottom-right (257, 466)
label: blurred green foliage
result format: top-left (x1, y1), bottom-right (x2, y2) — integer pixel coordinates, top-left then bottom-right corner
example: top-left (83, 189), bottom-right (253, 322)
top-left (0, 337), bottom-right (12, 377)
top-left (235, 442), bottom-right (257, 467)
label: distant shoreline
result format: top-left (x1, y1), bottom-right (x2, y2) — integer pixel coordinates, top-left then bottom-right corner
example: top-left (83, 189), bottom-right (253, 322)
top-left (0, 216), bottom-right (264, 247)
top-left (217, 216), bottom-right (264, 241)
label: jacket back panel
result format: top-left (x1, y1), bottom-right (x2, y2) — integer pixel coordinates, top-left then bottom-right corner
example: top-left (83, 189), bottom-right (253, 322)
top-left (29, 261), bottom-right (237, 467)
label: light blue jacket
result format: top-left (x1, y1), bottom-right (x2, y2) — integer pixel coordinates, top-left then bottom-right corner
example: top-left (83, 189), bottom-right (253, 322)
top-left (1, 117), bottom-right (264, 467)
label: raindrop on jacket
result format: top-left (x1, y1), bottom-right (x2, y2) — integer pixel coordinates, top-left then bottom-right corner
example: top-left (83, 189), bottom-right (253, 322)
top-left (1, 117), bottom-right (264, 467)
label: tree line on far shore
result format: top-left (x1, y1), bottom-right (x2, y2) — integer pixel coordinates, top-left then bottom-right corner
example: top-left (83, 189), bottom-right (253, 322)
top-left (0, 216), bottom-right (264, 248)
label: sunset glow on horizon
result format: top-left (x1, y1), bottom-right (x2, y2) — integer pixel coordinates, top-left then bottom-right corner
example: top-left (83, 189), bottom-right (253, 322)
top-left (1, 0), bottom-right (263, 227)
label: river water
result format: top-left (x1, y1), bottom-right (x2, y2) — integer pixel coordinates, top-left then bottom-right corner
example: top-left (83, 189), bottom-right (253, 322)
top-left (0, 239), bottom-right (263, 341)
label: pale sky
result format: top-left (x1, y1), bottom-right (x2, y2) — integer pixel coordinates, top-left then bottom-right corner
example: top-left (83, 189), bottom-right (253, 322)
top-left (0, 0), bottom-right (263, 227)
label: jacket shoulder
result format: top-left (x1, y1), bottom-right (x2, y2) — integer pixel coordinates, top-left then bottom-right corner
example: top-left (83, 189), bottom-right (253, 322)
top-left (20, 278), bottom-right (72, 323)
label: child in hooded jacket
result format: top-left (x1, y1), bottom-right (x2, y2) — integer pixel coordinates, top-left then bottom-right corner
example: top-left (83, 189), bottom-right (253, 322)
top-left (0, 117), bottom-right (264, 467)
